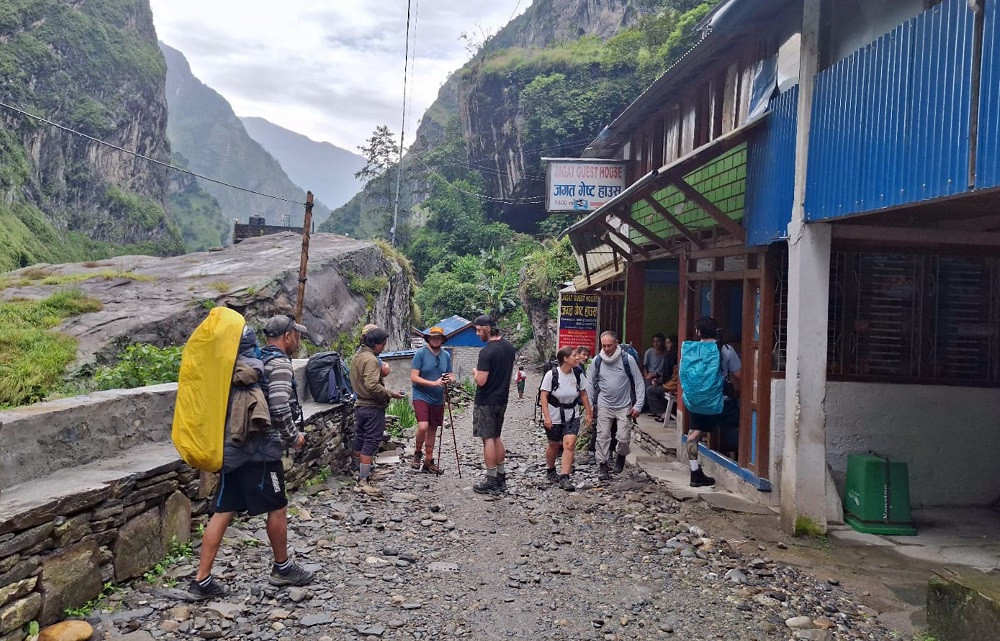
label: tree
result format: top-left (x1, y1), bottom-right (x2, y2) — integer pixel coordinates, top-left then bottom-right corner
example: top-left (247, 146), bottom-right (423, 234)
top-left (355, 125), bottom-right (401, 240)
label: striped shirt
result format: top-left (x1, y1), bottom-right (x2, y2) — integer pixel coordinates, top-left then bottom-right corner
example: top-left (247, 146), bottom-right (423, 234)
top-left (261, 347), bottom-right (301, 446)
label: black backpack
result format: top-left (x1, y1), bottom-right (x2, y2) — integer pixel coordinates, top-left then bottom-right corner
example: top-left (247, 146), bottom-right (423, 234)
top-left (305, 351), bottom-right (355, 403)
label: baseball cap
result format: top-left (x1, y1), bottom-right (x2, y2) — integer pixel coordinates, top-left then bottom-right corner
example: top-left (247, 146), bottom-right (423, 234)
top-left (472, 314), bottom-right (497, 328)
top-left (263, 315), bottom-right (308, 338)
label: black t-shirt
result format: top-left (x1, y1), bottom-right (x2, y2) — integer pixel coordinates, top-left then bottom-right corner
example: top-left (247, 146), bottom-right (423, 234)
top-left (475, 338), bottom-right (517, 405)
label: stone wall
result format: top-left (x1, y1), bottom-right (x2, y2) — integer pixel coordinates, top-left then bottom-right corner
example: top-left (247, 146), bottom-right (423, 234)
top-left (0, 389), bottom-right (355, 641)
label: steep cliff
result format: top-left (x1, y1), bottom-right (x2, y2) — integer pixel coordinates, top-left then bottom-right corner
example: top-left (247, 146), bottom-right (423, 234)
top-left (0, 0), bottom-right (184, 268)
top-left (160, 43), bottom-right (331, 230)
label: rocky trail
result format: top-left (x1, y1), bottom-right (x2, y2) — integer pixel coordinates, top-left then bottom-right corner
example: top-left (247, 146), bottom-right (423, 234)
top-left (78, 396), bottom-right (896, 641)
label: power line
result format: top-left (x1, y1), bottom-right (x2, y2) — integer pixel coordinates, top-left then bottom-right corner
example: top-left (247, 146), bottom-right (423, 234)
top-left (0, 99), bottom-right (306, 206)
top-left (391, 0), bottom-right (415, 246)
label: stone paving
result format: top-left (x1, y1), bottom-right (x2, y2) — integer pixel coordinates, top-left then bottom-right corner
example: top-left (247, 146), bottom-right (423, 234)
top-left (78, 396), bottom-right (896, 641)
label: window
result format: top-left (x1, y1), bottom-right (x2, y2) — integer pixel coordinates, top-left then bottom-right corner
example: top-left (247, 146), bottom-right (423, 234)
top-left (775, 248), bottom-right (1000, 386)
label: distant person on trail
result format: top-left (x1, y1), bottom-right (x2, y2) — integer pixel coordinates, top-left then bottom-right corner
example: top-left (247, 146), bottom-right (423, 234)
top-left (350, 327), bottom-right (405, 495)
top-left (586, 330), bottom-right (644, 482)
top-left (409, 326), bottom-right (453, 474)
top-left (515, 366), bottom-right (527, 399)
top-left (188, 317), bottom-right (313, 600)
top-left (539, 346), bottom-right (593, 491)
top-left (470, 314), bottom-right (517, 496)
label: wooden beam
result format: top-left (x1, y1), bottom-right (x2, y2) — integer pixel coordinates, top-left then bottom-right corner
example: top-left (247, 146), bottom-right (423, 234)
top-left (688, 242), bottom-right (755, 259)
top-left (602, 235), bottom-right (633, 263)
top-left (599, 219), bottom-right (651, 259)
top-left (671, 178), bottom-right (747, 242)
top-left (642, 197), bottom-right (705, 248)
top-left (615, 206), bottom-right (674, 252)
top-left (581, 252), bottom-right (592, 286)
top-left (945, 213), bottom-right (1000, 231)
top-left (832, 225), bottom-right (1000, 247)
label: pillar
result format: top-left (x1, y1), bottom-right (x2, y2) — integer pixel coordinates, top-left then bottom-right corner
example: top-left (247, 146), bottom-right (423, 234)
top-left (624, 262), bottom-right (646, 344)
top-left (781, 0), bottom-right (830, 535)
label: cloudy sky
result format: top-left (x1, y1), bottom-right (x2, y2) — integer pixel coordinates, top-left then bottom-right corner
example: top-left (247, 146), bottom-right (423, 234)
top-left (149, 1), bottom-right (528, 152)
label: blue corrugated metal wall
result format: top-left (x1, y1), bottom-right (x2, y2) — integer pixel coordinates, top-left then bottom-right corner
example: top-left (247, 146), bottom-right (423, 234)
top-left (806, 0), bottom-right (975, 220)
top-left (977, 0), bottom-right (1000, 189)
top-left (745, 85), bottom-right (798, 246)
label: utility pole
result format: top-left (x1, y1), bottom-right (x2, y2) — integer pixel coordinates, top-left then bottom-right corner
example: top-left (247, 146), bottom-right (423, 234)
top-left (294, 192), bottom-right (314, 323)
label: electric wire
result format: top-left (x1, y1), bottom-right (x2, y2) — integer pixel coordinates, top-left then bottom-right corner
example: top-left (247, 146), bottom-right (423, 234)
top-left (0, 99), bottom-right (306, 206)
top-left (390, 0), bottom-right (414, 245)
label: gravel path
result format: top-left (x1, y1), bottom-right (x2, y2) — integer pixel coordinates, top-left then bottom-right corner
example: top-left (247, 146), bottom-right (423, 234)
top-left (90, 396), bottom-right (895, 641)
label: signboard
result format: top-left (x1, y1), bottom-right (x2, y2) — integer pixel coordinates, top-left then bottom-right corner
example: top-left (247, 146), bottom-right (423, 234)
top-left (543, 159), bottom-right (626, 212)
top-left (557, 293), bottom-right (600, 351)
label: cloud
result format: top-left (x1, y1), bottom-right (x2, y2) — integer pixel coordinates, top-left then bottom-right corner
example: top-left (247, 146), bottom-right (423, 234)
top-left (150, 0), bottom-right (527, 149)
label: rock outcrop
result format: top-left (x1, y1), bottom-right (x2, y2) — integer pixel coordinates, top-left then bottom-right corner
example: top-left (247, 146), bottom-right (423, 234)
top-left (0, 233), bottom-right (413, 363)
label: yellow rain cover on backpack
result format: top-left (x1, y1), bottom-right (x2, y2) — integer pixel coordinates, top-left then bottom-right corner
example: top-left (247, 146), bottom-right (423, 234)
top-left (171, 306), bottom-right (245, 472)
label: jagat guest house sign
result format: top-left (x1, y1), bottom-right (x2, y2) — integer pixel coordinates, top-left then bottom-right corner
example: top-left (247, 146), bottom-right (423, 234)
top-left (543, 158), bottom-right (627, 212)
top-left (557, 293), bottom-right (600, 351)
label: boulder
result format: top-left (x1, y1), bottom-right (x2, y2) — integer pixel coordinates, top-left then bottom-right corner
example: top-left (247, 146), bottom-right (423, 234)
top-left (37, 541), bottom-right (101, 625)
top-left (38, 620), bottom-right (94, 641)
top-left (113, 509), bottom-right (163, 582)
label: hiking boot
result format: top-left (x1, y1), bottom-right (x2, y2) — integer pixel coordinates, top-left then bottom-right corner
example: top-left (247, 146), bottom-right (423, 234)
top-left (597, 463), bottom-right (610, 481)
top-left (473, 475), bottom-right (501, 496)
top-left (410, 451), bottom-right (423, 470)
top-left (546, 468), bottom-right (559, 483)
top-left (612, 454), bottom-right (626, 474)
top-left (354, 478), bottom-right (381, 496)
top-left (268, 561), bottom-right (314, 587)
top-left (690, 468), bottom-right (716, 488)
top-left (421, 458), bottom-right (443, 475)
top-left (497, 472), bottom-right (507, 492)
top-left (187, 577), bottom-right (229, 601)
top-left (558, 475), bottom-right (576, 492)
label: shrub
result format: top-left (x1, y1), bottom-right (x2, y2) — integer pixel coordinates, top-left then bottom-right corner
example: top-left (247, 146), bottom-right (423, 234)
top-left (386, 398), bottom-right (417, 436)
top-left (94, 343), bottom-right (183, 390)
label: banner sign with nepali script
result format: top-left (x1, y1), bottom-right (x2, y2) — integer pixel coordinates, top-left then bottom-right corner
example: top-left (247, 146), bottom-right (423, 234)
top-left (557, 293), bottom-right (600, 351)
top-left (543, 159), bottom-right (627, 212)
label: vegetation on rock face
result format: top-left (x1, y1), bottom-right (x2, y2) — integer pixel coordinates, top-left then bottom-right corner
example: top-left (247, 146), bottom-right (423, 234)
top-left (93, 343), bottom-right (184, 391)
top-left (0, 289), bottom-right (102, 407)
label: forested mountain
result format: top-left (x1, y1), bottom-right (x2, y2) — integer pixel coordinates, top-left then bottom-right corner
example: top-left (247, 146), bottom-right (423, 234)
top-left (241, 117), bottom-right (366, 212)
top-left (0, 0), bottom-right (185, 271)
top-left (160, 43), bottom-right (331, 231)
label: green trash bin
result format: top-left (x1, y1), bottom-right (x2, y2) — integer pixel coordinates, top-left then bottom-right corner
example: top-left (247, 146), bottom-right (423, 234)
top-left (843, 452), bottom-right (917, 536)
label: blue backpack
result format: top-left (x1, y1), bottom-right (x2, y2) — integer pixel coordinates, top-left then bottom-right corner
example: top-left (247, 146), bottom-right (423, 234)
top-left (680, 341), bottom-right (723, 415)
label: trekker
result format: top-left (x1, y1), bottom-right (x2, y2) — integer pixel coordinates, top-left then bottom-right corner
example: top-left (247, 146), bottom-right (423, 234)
top-left (679, 317), bottom-right (740, 487)
top-left (362, 323), bottom-right (391, 377)
top-left (350, 327), bottom-right (405, 495)
top-left (646, 334), bottom-right (679, 422)
top-left (409, 326), bottom-right (453, 474)
top-left (515, 366), bottom-right (527, 399)
top-left (574, 346), bottom-right (592, 375)
top-left (539, 346), bottom-right (593, 491)
top-left (586, 330), bottom-right (645, 482)
top-left (188, 317), bottom-right (313, 600)
top-left (470, 314), bottom-right (516, 496)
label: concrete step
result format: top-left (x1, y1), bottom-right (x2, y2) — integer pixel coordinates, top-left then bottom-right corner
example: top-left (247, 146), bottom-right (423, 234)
top-left (928, 567), bottom-right (1000, 641)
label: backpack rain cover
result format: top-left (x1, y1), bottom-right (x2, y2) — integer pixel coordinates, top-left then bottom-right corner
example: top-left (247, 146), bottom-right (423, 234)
top-left (680, 341), bottom-right (723, 415)
top-left (171, 307), bottom-right (245, 471)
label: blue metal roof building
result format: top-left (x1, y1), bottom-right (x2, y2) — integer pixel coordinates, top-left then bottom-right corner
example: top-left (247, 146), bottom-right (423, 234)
top-left (417, 315), bottom-right (482, 348)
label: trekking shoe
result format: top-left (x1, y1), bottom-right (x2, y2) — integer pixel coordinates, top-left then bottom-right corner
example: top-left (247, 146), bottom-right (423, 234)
top-left (187, 576), bottom-right (229, 601)
top-left (497, 472), bottom-right (507, 492)
top-left (421, 458), bottom-right (443, 475)
top-left (268, 561), bottom-right (314, 587)
top-left (546, 468), bottom-right (559, 483)
top-left (690, 468), bottom-right (716, 488)
top-left (597, 463), bottom-right (610, 482)
top-left (410, 451), bottom-right (423, 470)
top-left (558, 475), bottom-right (576, 492)
top-left (473, 476), bottom-right (501, 496)
top-left (613, 454), bottom-right (626, 474)
top-left (354, 478), bottom-right (382, 495)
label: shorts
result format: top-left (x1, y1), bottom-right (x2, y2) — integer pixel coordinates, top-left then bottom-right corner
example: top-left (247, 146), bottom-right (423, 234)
top-left (212, 460), bottom-right (287, 516)
top-left (545, 417), bottom-right (580, 442)
top-left (688, 410), bottom-right (723, 432)
top-left (473, 404), bottom-right (507, 439)
top-left (412, 399), bottom-right (444, 429)
top-left (355, 405), bottom-right (386, 456)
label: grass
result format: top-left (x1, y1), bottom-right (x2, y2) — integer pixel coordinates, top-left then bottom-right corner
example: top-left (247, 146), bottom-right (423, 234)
top-left (0, 268), bottom-right (155, 290)
top-left (386, 398), bottom-right (417, 437)
top-left (304, 466), bottom-right (333, 487)
top-left (63, 581), bottom-right (123, 618)
top-left (0, 289), bottom-right (102, 407)
top-left (794, 515), bottom-right (827, 537)
top-left (142, 537), bottom-right (194, 586)
top-left (209, 281), bottom-right (231, 293)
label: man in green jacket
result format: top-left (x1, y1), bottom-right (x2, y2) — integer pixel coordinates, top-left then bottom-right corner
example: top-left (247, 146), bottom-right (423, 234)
top-left (348, 327), bottom-right (404, 495)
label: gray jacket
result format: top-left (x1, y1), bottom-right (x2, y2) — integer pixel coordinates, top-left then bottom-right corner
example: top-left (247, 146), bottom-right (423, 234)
top-left (586, 351), bottom-right (645, 412)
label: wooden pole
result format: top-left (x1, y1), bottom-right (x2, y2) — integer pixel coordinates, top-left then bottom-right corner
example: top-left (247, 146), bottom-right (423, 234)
top-left (294, 191), bottom-right (314, 323)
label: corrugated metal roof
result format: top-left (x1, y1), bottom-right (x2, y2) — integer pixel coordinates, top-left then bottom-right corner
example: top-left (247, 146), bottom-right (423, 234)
top-left (421, 315), bottom-right (473, 338)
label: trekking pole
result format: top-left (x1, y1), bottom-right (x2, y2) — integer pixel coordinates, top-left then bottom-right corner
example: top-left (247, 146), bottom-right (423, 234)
top-left (444, 384), bottom-right (462, 478)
